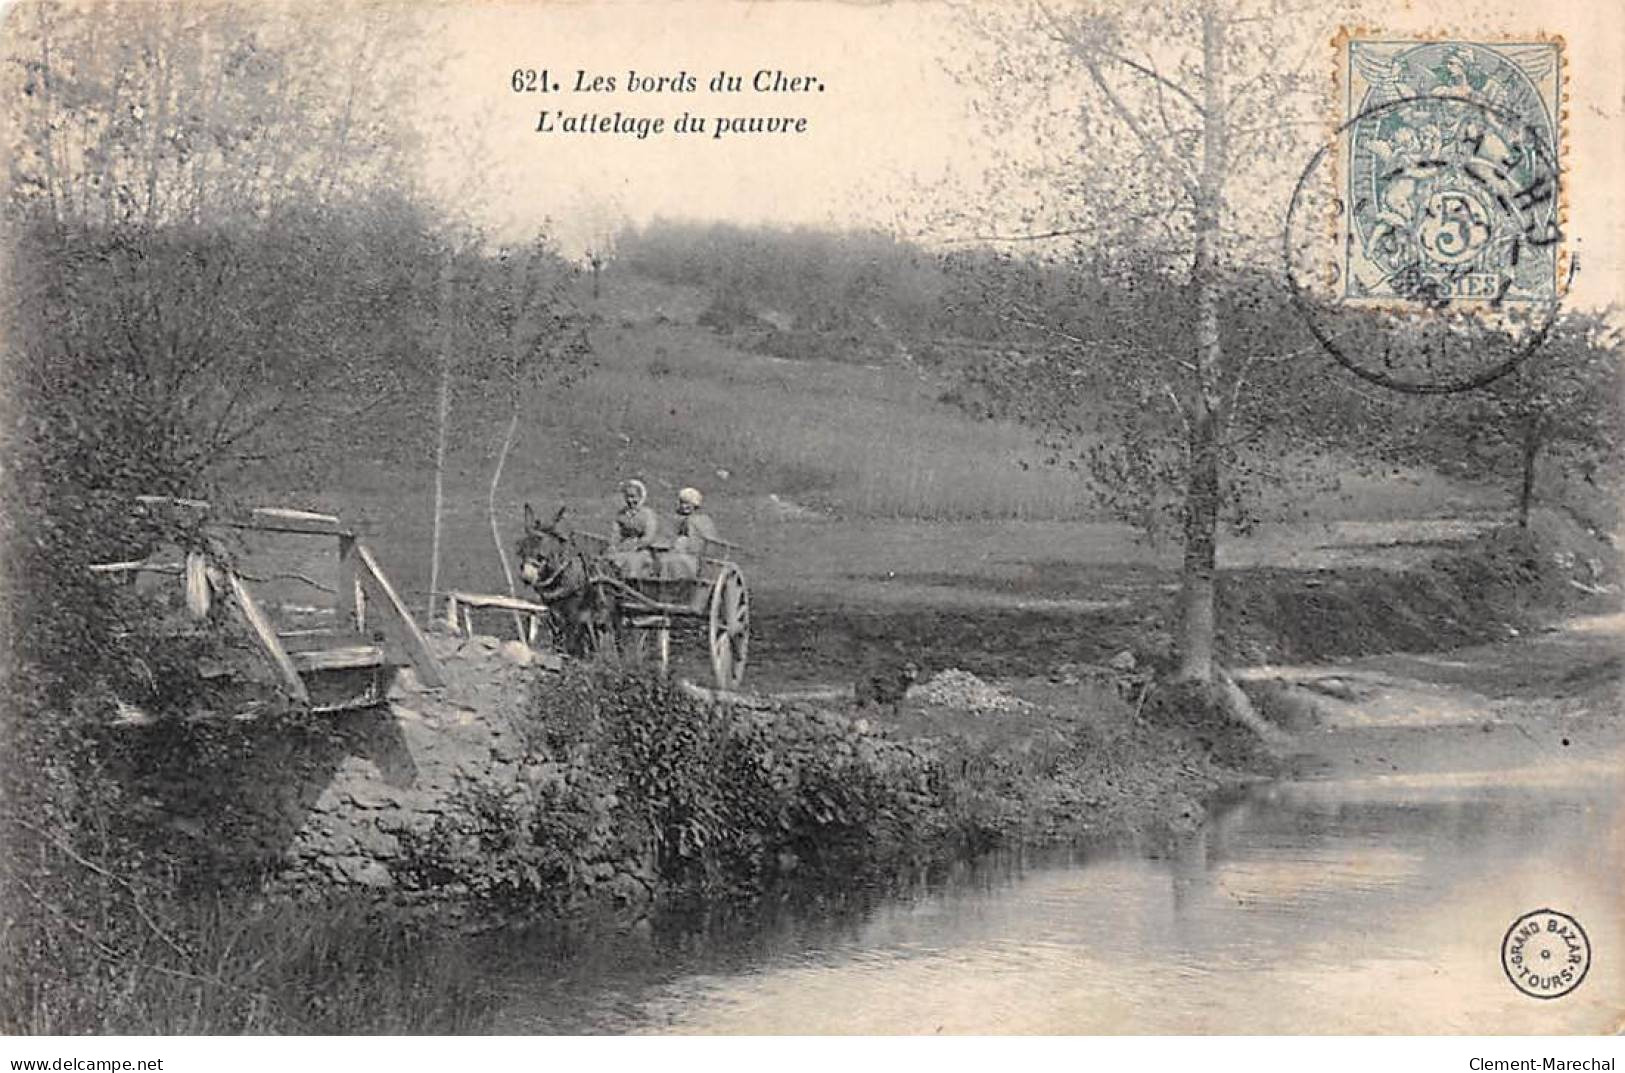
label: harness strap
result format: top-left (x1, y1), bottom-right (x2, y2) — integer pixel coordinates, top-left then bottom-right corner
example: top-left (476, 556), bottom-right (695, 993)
top-left (533, 559), bottom-right (567, 593)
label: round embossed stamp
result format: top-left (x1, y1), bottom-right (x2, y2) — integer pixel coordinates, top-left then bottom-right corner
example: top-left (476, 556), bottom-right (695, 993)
top-left (1501, 908), bottom-right (1590, 999)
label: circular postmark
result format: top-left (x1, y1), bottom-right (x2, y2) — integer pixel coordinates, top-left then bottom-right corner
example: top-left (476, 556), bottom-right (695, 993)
top-left (1501, 908), bottom-right (1591, 999)
top-left (1284, 42), bottom-right (1569, 394)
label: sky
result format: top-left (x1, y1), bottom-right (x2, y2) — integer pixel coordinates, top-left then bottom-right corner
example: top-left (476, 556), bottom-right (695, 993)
top-left (422, 2), bottom-right (970, 248)
top-left (415, 0), bottom-right (1625, 311)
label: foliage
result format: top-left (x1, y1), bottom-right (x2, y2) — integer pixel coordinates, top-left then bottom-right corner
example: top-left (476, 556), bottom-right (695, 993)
top-left (3, 0), bottom-right (430, 227)
top-left (0, 0), bottom-right (472, 1033)
top-left (0, 875), bottom-right (490, 1034)
top-left (941, 259), bottom-right (1375, 544)
top-left (943, 0), bottom-right (1329, 679)
top-left (399, 662), bottom-right (1241, 920)
top-left (0, 196), bottom-right (462, 728)
top-left (619, 219), bottom-right (946, 358)
top-left (445, 237), bottom-right (593, 392)
top-left (8, 207), bottom-right (444, 479)
top-left (1407, 312), bottom-right (1623, 527)
top-left (1, 224), bottom-right (249, 733)
top-left (399, 665), bottom-right (958, 916)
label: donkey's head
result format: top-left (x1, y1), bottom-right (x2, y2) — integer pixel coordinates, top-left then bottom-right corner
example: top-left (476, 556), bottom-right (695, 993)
top-left (517, 503), bottom-right (571, 591)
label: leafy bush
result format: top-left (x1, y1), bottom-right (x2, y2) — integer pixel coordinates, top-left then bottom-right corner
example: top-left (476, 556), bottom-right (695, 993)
top-left (695, 289), bottom-right (766, 334)
top-left (715, 706), bottom-right (946, 880)
top-left (399, 665), bottom-right (960, 916)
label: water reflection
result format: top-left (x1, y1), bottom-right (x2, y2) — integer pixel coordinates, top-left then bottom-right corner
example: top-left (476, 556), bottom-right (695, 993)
top-left (494, 761), bottom-right (1623, 1034)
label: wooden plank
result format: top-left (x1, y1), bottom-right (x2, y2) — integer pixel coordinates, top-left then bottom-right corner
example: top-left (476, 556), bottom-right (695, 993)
top-left (337, 535), bottom-right (361, 633)
top-left (250, 506), bottom-right (343, 527)
top-left (444, 591), bottom-right (550, 645)
top-left (132, 495), bottom-right (349, 537)
top-left (621, 597), bottom-right (700, 617)
top-left (444, 591), bottom-right (550, 614)
top-left (289, 645), bottom-right (385, 673)
top-left (88, 560), bottom-right (184, 575)
top-left (354, 542), bottom-right (445, 689)
top-left (225, 571), bottom-right (310, 705)
top-left (135, 494), bottom-right (211, 512)
top-left (277, 629), bottom-right (342, 652)
top-left (239, 507), bottom-right (347, 537)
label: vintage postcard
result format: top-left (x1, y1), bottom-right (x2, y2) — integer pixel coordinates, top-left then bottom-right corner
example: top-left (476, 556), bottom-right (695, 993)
top-left (1, 0), bottom-right (1621, 1053)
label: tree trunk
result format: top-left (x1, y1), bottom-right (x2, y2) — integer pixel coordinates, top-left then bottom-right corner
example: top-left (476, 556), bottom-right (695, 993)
top-left (1177, 408), bottom-right (1221, 680)
top-left (426, 330), bottom-right (452, 622)
top-left (34, 4), bottom-right (61, 222)
top-left (489, 406), bottom-right (527, 639)
top-left (1175, 5), bottom-right (1227, 683)
top-left (143, 16), bottom-right (173, 227)
top-left (1518, 422), bottom-right (1541, 529)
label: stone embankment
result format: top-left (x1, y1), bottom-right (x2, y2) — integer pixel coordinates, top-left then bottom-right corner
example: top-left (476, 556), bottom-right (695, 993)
top-left (277, 633), bottom-right (554, 891)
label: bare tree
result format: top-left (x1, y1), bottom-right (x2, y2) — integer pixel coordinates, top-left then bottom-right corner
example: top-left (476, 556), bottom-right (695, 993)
top-left (425, 260), bottom-right (458, 623)
top-left (575, 193), bottom-right (624, 302)
top-left (3, 0), bottom-right (444, 484)
top-left (426, 239), bottom-right (591, 631)
top-left (5, 0), bottom-right (425, 227)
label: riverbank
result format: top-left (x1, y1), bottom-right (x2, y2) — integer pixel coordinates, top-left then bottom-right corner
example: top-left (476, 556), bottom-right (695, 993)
top-left (379, 657), bottom-right (1241, 919)
top-left (5, 517), bottom-right (1615, 1034)
top-left (332, 510), bottom-right (1621, 919)
top-left (0, 639), bottom-right (1248, 1034)
top-left (1248, 611), bottom-right (1625, 784)
top-left (13, 557), bottom-right (1610, 1037)
top-left (480, 567), bottom-right (1625, 1034)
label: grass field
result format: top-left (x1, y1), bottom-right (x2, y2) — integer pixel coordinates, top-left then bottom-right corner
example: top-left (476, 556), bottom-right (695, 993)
top-left (20, 269), bottom-right (1617, 1036)
top-left (242, 269), bottom-right (1511, 576)
top-left (224, 265), bottom-right (1606, 696)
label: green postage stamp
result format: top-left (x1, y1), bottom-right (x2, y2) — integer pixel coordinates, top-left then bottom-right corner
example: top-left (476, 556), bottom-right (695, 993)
top-left (1339, 36), bottom-right (1566, 306)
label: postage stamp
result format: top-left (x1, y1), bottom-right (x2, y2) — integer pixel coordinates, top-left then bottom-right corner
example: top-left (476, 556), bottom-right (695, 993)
top-left (1337, 36), bottom-right (1567, 307)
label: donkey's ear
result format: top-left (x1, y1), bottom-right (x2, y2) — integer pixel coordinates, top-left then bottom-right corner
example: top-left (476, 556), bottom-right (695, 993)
top-left (551, 505), bottom-right (568, 528)
top-left (524, 503), bottom-right (538, 531)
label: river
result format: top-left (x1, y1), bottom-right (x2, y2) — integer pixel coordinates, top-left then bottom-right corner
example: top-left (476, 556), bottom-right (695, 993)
top-left (492, 625), bottom-right (1624, 1035)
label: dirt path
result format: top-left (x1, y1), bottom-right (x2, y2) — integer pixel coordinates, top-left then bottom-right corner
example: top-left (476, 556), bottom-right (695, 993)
top-left (1238, 612), bottom-right (1625, 781)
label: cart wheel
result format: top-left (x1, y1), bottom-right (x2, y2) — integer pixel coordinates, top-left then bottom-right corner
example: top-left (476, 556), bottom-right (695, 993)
top-left (616, 616), bottom-right (669, 673)
top-left (616, 617), bottom-right (646, 661)
top-left (708, 564), bottom-right (749, 690)
top-left (583, 617), bottom-right (616, 660)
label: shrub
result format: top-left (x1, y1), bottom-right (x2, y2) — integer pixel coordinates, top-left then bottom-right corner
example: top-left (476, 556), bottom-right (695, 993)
top-left (695, 290), bottom-right (764, 334)
top-left (0, 887), bottom-right (489, 1034)
top-left (399, 664), bottom-right (956, 916)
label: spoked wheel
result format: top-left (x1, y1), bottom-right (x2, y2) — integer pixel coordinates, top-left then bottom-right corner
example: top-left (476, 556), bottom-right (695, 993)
top-left (707, 564), bottom-right (749, 690)
top-left (583, 617), bottom-right (617, 661)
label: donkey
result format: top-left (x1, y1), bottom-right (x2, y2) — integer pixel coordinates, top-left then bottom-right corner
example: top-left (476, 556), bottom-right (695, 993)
top-left (516, 503), bottom-right (618, 657)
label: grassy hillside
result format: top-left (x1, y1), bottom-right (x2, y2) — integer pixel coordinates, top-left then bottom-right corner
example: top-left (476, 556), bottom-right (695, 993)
top-left (240, 267), bottom-right (1511, 613)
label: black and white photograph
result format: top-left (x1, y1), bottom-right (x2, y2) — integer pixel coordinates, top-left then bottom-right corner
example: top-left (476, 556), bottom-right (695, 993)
top-left (1, 0), bottom-right (1622, 1052)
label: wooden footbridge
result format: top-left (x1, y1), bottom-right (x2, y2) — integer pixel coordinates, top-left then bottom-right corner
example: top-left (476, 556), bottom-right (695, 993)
top-left (90, 498), bottom-right (444, 712)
